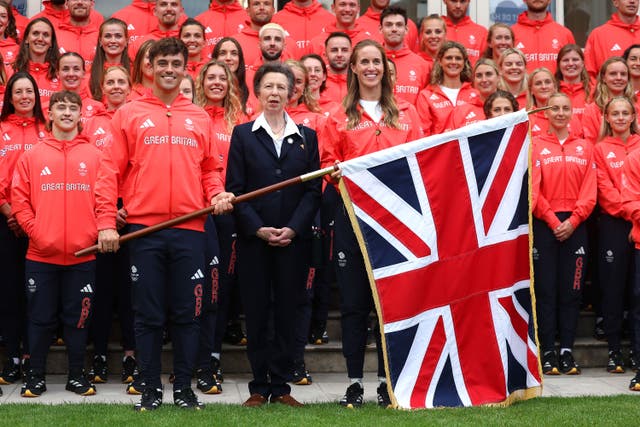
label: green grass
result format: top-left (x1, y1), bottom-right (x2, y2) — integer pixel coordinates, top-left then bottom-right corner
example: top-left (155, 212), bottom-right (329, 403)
top-left (1, 396), bottom-right (639, 426)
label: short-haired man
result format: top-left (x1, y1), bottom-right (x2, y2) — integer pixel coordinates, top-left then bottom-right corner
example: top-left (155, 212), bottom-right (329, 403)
top-left (128, 0), bottom-right (183, 62)
top-left (322, 32), bottom-right (352, 104)
top-left (96, 37), bottom-right (233, 411)
top-left (381, 7), bottom-right (430, 104)
top-left (584, 0), bottom-right (640, 81)
top-left (13, 90), bottom-right (102, 398)
top-left (357, 0), bottom-right (418, 51)
top-left (272, 0), bottom-right (334, 56)
top-left (112, 0), bottom-right (187, 44)
top-left (196, 0), bottom-right (249, 50)
top-left (441, 0), bottom-right (486, 65)
top-left (511, 0), bottom-right (575, 73)
top-left (309, 0), bottom-right (372, 57)
top-left (33, 0), bottom-right (103, 29)
top-left (56, 0), bottom-right (101, 69)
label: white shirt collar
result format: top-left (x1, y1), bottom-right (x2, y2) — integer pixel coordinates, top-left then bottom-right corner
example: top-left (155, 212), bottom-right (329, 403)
top-left (252, 112), bottom-right (301, 138)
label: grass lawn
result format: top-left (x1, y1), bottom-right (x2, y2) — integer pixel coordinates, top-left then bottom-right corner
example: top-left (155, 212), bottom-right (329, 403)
top-left (1, 396), bottom-right (638, 426)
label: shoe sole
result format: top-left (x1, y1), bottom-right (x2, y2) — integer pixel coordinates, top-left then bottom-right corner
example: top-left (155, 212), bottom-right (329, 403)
top-left (93, 375), bottom-right (108, 383)
top-left (66, 385), bottom-right (96, 396)
top-left (0, 378), bottom-right (16, 385)
top-left (543, 368), bottom-right (560, 375)
top-left (562, 368), bottom-right (580, 375)
top-left (630, 384), bottom-right (640, 391)
top-left (607, 367), bottom-right (625, 374)
top-left (127, 386), bottom-right (143, 395)
top-left (21, 390), bottom-right (43, 397)
top-left (122, 375), bottom-right (134, 384)
top-left (198, 385), bottom-right (221, 394)
top-left (293, 378), bottom-right (312, 385)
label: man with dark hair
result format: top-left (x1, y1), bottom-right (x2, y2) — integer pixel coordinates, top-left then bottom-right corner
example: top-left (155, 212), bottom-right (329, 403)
top-left (128, 0), bottom-right (184, 62)
top-left (112, 0), bottom-right (187, 44)
top-left (380, 7), bottom-right (430, 104)
top-left (357, 0), bottom-right (418, 51)
top-left (309, 0), bottom-right (371, 57)
top-left (322, 32), bottom-right (352, 103)
top-left (441, 0), bottom-right (487, 65)
top-left (96, 37), bottom-right (233, 411)
top-left (33, 0), bottom-right (103, 29)
top-left (56, 0), bottom-right (101, 69)
top-left (511, 0), bottom-right (575, 73)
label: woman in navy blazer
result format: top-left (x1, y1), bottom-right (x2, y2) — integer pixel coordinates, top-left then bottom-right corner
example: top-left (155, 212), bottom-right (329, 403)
top-left (225, 62), bottom-right (321, 407)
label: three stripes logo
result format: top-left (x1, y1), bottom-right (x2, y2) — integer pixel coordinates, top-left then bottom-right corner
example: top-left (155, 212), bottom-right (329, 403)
top-left (191, 269), bottom-right (205, 280)
top-left (40, 166), bottom-right (52, 176)
top-left (140, 118), bottom-right (156, 129)
top-left (209, 256), bottom-right (219, 266)
top-left (80, 284), bottom-right (94, 294)
top-left (93, 127), bottom-right (106, 136)
top-left (2, 133), bottom-right (10, 142)
top-left (575, 246), bottom-right (586, 255)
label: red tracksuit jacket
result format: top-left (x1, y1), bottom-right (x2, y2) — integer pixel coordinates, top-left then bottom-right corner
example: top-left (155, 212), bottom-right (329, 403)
top-left (584, 14), bottom-right (640, 81)
top-left (271, 1), bottom-right (335, 56)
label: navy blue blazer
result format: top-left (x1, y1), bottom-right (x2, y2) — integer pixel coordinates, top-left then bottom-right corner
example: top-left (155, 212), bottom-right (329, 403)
top-left (225, 122), bottom-right (321, 239)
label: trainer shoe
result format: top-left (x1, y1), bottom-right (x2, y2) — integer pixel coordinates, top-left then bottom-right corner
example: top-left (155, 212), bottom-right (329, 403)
top-left (174, 387), bottom-right (204, 410)
top-left (594, 317), bottom-right (605, 341)
top-left (0, 359), bottom-right (21, 384)
top-left (21, 371), bottom-right (46, 397)
top-left (559, 351), bottom-right (580, 375)
top-left (607, 350), bottom-right (625, 373)
top-left (542, 350), bottom-right (560, 375)
top-left (196, 368), bottom-right (222, 394)
top-left (629, 350), bottom-right (639, 372)
top-left (88, 355), bottom-right (108, 383)
top-left (21, 358), bottom-right (30, 380)
top-left (211, 356), bottom-right (223, 383)
top-left (292, 361), bottom-right (313, 385)
top-left (121, 356), bottom-right (138, 384)
top-left (377, 383), bottom-right (392, 408)
top-left (224, 321), bottom-right (247, 346)
top-left (630, 372), bottom-right (640, 391)
top-left (126, 377), bottom-right (145, 395)
top-left (339, 382), bottom-right (364, 408)
top-left (135, 387), bottom-right (163, 411)
top-left (66, 373), bottom-right (96, 395)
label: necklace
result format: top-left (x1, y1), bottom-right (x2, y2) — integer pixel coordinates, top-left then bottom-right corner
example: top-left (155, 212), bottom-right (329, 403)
top-left (271, 122), bottom-right (285, 135)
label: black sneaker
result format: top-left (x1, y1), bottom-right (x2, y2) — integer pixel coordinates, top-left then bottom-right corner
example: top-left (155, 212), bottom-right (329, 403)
top-left (292, 361), bottom-right (313, 385)
top-left (377, 383), bottom-right (392, 408)
top-left (88, 355), bottom-right (108, 383)
top-left (135, 387), bottom-right (163, 411)
top-left (174, 388), bottom-right (205, 410)
top-left (559, 351), bottom-right (580, 375)
top-left (607, 350), bottom-right (625, 373)
top-left (196, 368), bottom-right (222, 394)
top-left (321, 330), bottom-right (329, 344)
top-left (224, 321), bottom-right (247, 346)
top-left (21, 358), bottom-right (30, 380)
top-left (542, 350), bottom-right (560, 375)
top-left (0, 359), bottom-right (21, 384)
top-left (126, 377), bottom-right (145, 395)
top-left (594, 317), bottom-right (605, 341)
top-left (66, 373), bottom-right (96, 395)
top-left (211, 356), bottom-right (223, 383)
top-left (339, 382), bottom-right (364, 408)
top-left (21, 371), bottom-right (47, 397)
top-left (122, 356), bottom-right (138, 384)
top-left (630, 372), bottom-right (640, 391)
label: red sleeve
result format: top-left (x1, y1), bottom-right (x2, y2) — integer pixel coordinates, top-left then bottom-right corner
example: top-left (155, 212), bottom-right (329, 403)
top-left (531, 146), bottom-right (562, 229)
top-left (202, 122), bottom-right (225, 201)
top-left (594, 146), bottom-right (626, 218)
top-left (415, 89), bottom-right (433, 136)
top-left (405, 104), bottom-right (425, 142)
top-left (581, 105), bottom-right (600, 145)
top-left (320, 114), bottom-right (343, 169)
top-left (568, 152), bottom-right (597, 228)
top-left (10, 153), bottom-right (35, 236)
top-left (583, 31), bottom-right (599, 83)
top-left (0, 150), bottom-right (10, 207)
top-left (622, 153), bottom-right (640, 223)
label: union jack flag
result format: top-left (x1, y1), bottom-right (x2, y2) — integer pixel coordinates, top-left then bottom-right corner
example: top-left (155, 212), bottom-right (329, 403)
top-left (338, 110), bottom-right (541, 409)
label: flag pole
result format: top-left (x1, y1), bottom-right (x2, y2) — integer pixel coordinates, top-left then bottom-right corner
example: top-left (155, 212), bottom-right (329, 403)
top-left (75, 165), bottom-right (338, 257)
top-left (527, 105), bottom-right (553, 115)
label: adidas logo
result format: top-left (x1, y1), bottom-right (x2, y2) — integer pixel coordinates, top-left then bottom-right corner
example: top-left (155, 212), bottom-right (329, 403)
top-left (40, 166), bottom-right (52, 176)
top-left (209, 256), bottom-right (219, 266)
top-left (80, 284), bottom-right (94, 293)
top-left (93, 127), bottom-right (106, 136)
top-left (575, 246), bottom-right (586, 255)
top-left (612, 43), bottom-right (622, 51)
top-left (429, 93), bottom-right (439, 100)
top-left (139, 118), bottom-right (155, 129)
top-left (532, 124), bottom-right (541, 132)
top-left (127, 23), bottom-right (135, 30)
top-left (465, 111), bottom-right (476, 120)
top-left (540, 148), bottom-right (551, 155)
top-left (516, 42), bottom-right (525, 49)
top-left (2, 133), bottom-right (10, 141)
top-left (191, 269), bottom-right (204, 280)
top-left (607, 151), bottom-right (616, 159)
top-left (205, 26), bottom-right (213, 33)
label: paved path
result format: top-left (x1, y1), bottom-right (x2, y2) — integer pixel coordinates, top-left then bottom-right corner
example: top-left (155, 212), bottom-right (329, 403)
top-left (0, 369), bottom-right (637, 405)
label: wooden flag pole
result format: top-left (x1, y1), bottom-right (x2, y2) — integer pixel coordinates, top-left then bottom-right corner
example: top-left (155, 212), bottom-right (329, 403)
top-left (75, 165), bottom-right (338, 257)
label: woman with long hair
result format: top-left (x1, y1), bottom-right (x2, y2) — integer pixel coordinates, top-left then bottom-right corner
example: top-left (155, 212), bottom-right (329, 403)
top-left (212, 37), bottom-right (249, 114)
top-left (498, 47), bottom-right (528, 108)
top-left (483, 23), bottom-right (514, 64)
top-left (130, 39), bottom-right (155, 101)
top-left (322, 39), bottom-right (422, 408)
top-left (446, 58), bottom-right (500, 129)
top-left (180, 18), bottom-right (207, 80)
top-left (0, 0), bottom-right (18, 69)
top-left (56, 52), bottom-right (104, 123)
top-left (593, 96), bottom-right (640, 375)
top-left (0, 72), bottom-right (46, 386)
top-left (582, 57), bottom-right (635, 144)
top-left (416, 41), bottom-right (479, 136)
top-left (532, 92), bottom-right (596, 376)
top-left (89, 18), bottom-right (130, 102)
top-left (285, 59), bottom-right (324, 130)
top-left (13, 18), bottom-right (60, 104)
top-left (555, 44), bottom-right (590, 124)
top-left (624, 44), bottom-right (640, 98)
